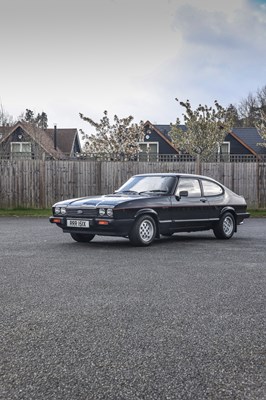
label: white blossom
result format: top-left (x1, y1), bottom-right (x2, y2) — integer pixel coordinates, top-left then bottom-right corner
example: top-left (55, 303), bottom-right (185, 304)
top-left (80, 110), bottom-right (145, 160)
top-left (169, 99), bottom-right (234, 161)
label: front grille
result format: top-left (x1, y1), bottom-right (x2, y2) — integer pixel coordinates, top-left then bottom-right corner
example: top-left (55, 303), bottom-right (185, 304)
top-left (66, 208), bottom-right (97, 217)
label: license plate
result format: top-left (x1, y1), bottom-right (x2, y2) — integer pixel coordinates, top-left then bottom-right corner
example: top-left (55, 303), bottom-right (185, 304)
top-left (67, 219), bottom-right (90, 228)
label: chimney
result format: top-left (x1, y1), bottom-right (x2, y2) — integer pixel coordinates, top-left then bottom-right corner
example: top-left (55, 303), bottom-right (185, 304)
top-left (54, 124), bottom-right (57, 150)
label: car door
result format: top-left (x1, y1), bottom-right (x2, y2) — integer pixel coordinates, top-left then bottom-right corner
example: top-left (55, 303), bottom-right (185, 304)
top-left (170, 177), bottom-right (210, 231)
top-left (200, 178), bottom-right (225, 220)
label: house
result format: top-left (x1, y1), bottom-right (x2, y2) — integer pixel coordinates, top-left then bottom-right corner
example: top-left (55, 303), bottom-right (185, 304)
top-left (141, 121), bottom-right (266, 160)
top-left (45, 127), bottom-right (81, 158)
top-left (0, 121), bottom-right (81, 160)
top-left (227, 127), bottom-right (266, 156)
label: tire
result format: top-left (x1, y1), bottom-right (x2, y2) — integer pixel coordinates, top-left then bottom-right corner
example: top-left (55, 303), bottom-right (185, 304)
top-left (129, 215), bottom-right (156, 246)
top-left (70, 233), bottom-right (95, 243)
top-left (213, 212), bottom-right (235, 239)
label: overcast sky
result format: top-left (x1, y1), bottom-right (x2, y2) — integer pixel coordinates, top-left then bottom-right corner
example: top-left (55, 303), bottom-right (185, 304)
top-left (0, 0), bottom-right (266, 132)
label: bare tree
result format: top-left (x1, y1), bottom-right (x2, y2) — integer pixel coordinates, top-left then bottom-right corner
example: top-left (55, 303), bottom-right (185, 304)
top-left (238, 93), bottom-right (258, 127)
top-left (256, 85), bottom-right (266, 112)
top-left (255, 109), bottom-right (266, 148)
top-left (237, 85), bottom-right (266, 127)
top-left (0, 103), bottom-right (14, 127)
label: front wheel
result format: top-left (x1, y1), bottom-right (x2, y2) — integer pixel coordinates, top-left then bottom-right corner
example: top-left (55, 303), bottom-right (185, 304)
top-left (70, 233), bottom-right (95, 243)
top-left (129, 215), bottom-right (156, 246)
top-left (213, 212), bottom-right (235, 239)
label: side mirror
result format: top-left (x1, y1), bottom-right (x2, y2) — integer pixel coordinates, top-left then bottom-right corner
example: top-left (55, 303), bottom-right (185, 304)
top-left (176, 190), bottom-right (188, 201)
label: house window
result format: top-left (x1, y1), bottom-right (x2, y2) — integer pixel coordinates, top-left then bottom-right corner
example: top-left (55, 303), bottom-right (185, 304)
top-left (218, 142), bottom-right (230, 161)
top-left (219, 142), bottom-right (230, 154)
top-left (11, 142), bottom-right (32, 159)
top-left (138, 142), bottom-right (158, 161)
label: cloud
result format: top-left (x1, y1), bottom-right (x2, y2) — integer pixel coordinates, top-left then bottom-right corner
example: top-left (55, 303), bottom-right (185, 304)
top-left (156, 0), bottom-right (266, 114)
top-left (173, 0), bottom-right (266, 50)
top-left (0, 0), bottom-right (265, 129)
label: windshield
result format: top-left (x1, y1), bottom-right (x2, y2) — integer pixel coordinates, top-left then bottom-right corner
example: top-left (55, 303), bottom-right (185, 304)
top-left (116, 175), bottom-right (176, 194)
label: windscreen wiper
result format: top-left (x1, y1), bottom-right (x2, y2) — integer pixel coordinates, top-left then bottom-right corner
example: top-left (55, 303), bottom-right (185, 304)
top-left (139, 190), bottom-right (168, 194)
top-left (116, 190), bottom-right (139, 195)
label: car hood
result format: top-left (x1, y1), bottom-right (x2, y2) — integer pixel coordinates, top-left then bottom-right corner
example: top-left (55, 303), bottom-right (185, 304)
top-left (55, 194), bottom-right (147, 208)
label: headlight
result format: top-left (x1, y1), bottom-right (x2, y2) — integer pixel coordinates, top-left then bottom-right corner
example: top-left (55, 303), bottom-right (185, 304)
top-left (54, 206), bottom-right (66, 215)
top-left (98, 208), bottom-right (113, 217)
top-left (106, 208), bottom-right (113, 217)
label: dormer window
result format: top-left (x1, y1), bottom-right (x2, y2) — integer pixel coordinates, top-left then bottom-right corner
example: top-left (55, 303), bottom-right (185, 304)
top-left (11, 142), bottom-right (32, 159)
top-left (138, 142), bottom-right (158, 161)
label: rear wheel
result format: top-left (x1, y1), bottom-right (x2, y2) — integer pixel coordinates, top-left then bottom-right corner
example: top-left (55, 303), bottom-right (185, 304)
top-left (70, 233), bottom-right (95, 242)
top-left (129, 215), bottom-right (156, 246)
top-left (213, 212), bottom-right (235, 239)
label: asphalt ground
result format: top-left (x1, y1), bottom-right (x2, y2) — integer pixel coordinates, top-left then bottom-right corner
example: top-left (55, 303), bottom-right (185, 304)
top-left (0, 217), bottom-right (265, 400)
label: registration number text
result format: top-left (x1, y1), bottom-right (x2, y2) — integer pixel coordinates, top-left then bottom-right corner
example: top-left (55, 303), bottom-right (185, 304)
top-left (67, 219), bottom-right (90, 228)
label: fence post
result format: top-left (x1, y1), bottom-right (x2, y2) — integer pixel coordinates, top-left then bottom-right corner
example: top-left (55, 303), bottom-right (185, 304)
top-left (195, 155), bottom-right (201, 175)
top-left (39, 160), bottom-right (46, 208)
top-left (96, 161), bottom-right (102, 195)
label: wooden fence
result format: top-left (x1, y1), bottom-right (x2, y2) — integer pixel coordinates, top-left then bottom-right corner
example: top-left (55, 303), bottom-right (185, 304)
top-left (0, 159), bottom-right (265, 208)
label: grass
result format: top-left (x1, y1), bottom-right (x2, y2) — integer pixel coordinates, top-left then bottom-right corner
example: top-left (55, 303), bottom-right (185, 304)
top-left (0, 208), bottom-right (265, 217)
top-left (247, 209), bottom-right (266, 218)
top-left (0, 208), bottom-right (51, 217)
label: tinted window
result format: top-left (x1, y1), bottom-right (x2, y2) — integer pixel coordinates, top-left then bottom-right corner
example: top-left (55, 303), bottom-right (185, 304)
top-left (176, 178), bottom-right (201, 197)
top-left (202, 180), bottom-right (223, 196)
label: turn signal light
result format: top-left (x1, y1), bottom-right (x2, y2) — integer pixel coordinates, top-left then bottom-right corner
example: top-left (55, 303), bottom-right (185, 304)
top-left (52, 218), bottom-right (62, 223)
top-left (98, 220), bottom-right (109, 225)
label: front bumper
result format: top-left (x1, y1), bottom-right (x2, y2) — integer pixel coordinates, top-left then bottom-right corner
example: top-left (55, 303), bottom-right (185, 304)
top-left (49, 216), bottom-right (134, 237)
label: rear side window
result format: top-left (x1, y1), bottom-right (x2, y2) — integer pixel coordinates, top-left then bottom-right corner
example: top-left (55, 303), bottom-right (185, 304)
top-left (202, 180), bottom-right (223, 196)
top-left (176, 178), bottom-right (201, 197)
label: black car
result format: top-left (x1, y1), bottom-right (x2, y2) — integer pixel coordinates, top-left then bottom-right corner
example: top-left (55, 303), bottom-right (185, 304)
top-left (49, 173), bottom-right (250, 246)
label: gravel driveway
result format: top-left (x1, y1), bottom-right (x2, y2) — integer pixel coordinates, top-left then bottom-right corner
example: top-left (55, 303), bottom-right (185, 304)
top-left (1, 217), bottom-right (265, 400)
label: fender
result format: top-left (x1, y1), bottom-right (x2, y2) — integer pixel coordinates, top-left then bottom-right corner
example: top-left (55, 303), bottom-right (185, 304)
top-left (134, 208), bottom-right (158, 219)
top-left (220, 206), bottom-right (236, 216)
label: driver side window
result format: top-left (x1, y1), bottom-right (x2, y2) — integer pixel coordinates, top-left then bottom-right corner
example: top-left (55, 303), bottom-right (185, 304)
top-left (176, 178), bottom-right (201, 197)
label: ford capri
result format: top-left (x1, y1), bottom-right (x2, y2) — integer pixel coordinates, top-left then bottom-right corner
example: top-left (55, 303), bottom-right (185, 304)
top-left (49, 173), bottom-right (250, 246)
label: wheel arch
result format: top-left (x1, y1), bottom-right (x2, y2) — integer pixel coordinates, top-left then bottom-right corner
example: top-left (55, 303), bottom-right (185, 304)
top-left (134, 209), bottom-right (160, 238)
top-left (219, 207), bottom-right (237, 232)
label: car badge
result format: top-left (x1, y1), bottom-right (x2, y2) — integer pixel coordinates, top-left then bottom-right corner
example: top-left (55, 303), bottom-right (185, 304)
top-left (77, 210), bottom-right (83, 214)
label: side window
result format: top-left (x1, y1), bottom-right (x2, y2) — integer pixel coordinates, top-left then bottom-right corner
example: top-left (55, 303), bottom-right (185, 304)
top-left (176, 178), bottom-right (201, 197)
top-left (201, 180), bottom-right (223, 196)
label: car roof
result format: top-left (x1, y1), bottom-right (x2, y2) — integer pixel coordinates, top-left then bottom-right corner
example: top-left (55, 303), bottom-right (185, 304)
top-left (134, 173), bottom-right (218, 181)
